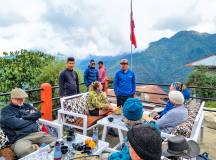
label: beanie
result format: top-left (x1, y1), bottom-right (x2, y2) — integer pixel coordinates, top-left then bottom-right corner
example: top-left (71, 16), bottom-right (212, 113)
top-left (127, 125), bottom-right (162, 160)
top-left (123, 98), bottom-right (143, 121)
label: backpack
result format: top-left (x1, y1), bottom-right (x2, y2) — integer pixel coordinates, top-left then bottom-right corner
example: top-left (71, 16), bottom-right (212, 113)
top-left (197, 152), bottom-right (211, 160)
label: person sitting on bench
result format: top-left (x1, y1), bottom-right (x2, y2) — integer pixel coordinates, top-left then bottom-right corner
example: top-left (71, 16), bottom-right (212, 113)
top-left (0, 88), bottom-right (56, 158)
top-left (87, 81), bottom-right (116, 116)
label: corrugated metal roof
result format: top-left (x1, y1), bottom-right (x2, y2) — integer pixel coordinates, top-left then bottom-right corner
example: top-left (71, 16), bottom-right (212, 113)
top-left (186, 55), bottom-right (216, 67)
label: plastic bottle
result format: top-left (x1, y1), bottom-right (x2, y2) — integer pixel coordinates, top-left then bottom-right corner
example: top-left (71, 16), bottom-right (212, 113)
top-left (92, 127), bottom-right (98, 147)
top-left (54, 141), bottom-right (62, 160)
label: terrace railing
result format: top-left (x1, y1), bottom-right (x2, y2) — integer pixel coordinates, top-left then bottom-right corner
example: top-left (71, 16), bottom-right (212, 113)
top-left (0, 81), bottom-right (216, 121)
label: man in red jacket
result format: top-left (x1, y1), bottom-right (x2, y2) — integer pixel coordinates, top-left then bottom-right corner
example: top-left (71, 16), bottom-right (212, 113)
top-left (98, 61), bottom-right (107, 91)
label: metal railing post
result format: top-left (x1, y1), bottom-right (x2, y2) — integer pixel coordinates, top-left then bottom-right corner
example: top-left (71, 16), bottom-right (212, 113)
top-left (105, 79), bottom-right (109, 95)
top-left (40, 83), bottom-right (53, 121)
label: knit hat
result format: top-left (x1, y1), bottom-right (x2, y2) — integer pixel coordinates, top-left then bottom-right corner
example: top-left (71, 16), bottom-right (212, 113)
top-left (123, 98), bottom-right (143, 121)
top-left (90, 59), bottom-right (95, 64)
top-left (127, 124), bottom-right (162, 160)
top-left (168, 91), bottom-right (184, 105)
top-left (10, 88), bottom-right (28, 99)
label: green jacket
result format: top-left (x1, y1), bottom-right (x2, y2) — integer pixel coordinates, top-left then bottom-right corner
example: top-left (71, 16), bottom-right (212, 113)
top-left (87, 91), bottom-right (109, 111)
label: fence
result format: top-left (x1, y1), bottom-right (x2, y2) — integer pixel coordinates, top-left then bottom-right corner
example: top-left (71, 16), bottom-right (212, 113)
top-left (0, 81), bottom-right (216, 121)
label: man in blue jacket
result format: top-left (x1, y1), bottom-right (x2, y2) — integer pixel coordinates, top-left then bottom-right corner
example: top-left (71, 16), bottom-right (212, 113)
top-left (59, 57), bottom-right (80, 97)
top-left (84, 59), bottom-right (99, 89)
top-left (0, 88), bottom-right (55, 158)
top-left (114, 59), bottom-right (136, 107)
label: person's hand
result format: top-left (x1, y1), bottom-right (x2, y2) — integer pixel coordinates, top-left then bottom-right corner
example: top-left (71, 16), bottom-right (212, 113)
top-left (143, 114), bottom-right (154, 122)
top-left (154, 115), bottom-right (160, 120)
top-left (30, 109), bottom-right (35, 114)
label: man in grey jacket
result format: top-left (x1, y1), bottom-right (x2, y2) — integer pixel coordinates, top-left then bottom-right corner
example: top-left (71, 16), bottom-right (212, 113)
top-left (59, 57), bottom-right (80, 97)
top-left (143, 91), bottom-right (188, 134)
top-left (156, 91), bottom-right (188, 133)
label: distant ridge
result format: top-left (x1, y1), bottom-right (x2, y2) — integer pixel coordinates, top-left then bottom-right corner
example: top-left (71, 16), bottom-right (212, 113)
top-left (77, 30), bottom-right (216, 84)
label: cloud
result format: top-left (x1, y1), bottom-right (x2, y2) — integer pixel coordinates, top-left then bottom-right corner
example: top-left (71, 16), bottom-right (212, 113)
top-left (153, 14), bottom-right (202, 31)
top-left (0, 13), bottom-right (27, 27)
top-left (0, 0), bottom-right (216, 58)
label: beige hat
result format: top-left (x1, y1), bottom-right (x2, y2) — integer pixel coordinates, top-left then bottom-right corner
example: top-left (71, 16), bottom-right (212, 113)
top-left (168, 91), bottom-right (184, 105)
top-left (10, 88), bottom-right (28, 99)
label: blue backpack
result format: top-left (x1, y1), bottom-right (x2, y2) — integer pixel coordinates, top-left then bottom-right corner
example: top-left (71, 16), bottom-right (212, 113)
top-left (197, 152), bottom-right (211, 160)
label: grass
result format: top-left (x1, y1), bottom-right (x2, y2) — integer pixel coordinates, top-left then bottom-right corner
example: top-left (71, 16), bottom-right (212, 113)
top-left (205, 101), bottom-right (216, 109)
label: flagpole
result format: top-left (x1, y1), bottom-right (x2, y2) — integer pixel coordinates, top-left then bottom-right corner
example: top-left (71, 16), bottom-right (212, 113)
top-left (131, 41), bottom-right (133, 70)
top-left (130, 0), bottom-right (133, 70)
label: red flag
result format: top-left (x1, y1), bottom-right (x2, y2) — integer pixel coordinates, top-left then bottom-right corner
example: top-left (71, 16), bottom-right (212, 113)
top-left (130, 0), bottom-right (137, 48)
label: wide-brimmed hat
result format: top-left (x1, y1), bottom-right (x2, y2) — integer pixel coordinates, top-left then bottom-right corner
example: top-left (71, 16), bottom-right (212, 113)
top-left (10, 88), bottom-right (28, 99)
top-left (168, 91), bottom-right (184, 105)
top-left (162, 136), bottom-right (200, 159)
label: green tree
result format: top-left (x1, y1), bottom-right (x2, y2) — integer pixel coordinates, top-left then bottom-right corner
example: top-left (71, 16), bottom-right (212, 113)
top-left (36, 60), bottom-right (86, 95)
top-left (0, 49), bottom-right (54, 92)
top-left (0, 49), bottom-right (54, 108)
top-left (0, 49), bottom-right (85, 110)
top-left (187, 66), bottom-right (216, 108)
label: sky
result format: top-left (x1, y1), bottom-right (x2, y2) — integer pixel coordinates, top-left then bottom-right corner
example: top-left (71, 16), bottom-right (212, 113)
top-left (0, 0), bottom-right (216, 59)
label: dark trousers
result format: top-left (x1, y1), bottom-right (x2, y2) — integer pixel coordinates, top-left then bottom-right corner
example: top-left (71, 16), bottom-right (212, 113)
top-left (117, 95), bottom-right (133, 107)
top-left (101, 83), bottom-right (105, 92)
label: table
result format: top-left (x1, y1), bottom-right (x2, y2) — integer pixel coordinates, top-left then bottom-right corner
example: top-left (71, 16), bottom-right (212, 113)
top-left (19, 133), bottom-right (109, 160)
top-left (97, 111), bottom-right (150, 150)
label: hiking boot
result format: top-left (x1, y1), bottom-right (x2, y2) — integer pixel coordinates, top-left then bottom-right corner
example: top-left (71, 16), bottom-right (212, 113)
top-left (108, 128), bottom-right (118, 137)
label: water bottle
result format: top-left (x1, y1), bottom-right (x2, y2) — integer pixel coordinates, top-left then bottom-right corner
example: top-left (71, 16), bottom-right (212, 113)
top-left (39, 146), bottom-right (48, 160)
top-left (54, 141), bottom-right (62, 160)
top-left (92, 127), bottom-right (98, 147)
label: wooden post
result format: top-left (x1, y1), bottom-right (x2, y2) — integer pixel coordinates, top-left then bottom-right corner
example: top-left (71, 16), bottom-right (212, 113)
top-left (105, 79), bottom-right (109, 95)
top-left (40, 83), bottom-right (52, 121)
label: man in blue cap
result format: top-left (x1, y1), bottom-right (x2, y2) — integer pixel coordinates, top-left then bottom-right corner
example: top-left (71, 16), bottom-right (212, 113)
top-left (114, 59), bottom-right (136, 108)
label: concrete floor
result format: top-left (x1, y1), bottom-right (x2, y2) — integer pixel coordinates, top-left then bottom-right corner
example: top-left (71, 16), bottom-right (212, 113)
top-left (198, 126), bottom-right (216, 160)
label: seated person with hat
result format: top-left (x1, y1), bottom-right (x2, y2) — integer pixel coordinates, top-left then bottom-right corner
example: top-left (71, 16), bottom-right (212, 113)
top-left (0, 88), bottom-right (56, 158)
top-left (162, 135), bottom-right (200, 159)
top-left (154, 82), bottom-right (190, 119)
top-left (144, 91), bottom-right (188, 134)
top-left (87, 81), bottom-right (116, 116)
top-left (108, 123), bottom-right (162, 160)
top-left (170, 82), bottom-right (190, 102)
top-left (122, 98), bottom-right (144, 128)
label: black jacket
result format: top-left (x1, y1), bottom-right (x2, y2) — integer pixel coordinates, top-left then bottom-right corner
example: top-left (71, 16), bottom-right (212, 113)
top-left (58, 69), bottom-right (80, 97)
top-left (0, 103), bottom-right (41, 144)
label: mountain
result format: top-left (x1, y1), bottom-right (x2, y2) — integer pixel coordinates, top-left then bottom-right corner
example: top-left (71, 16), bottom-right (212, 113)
top-left (77, 31), bottom-right (216, 84)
